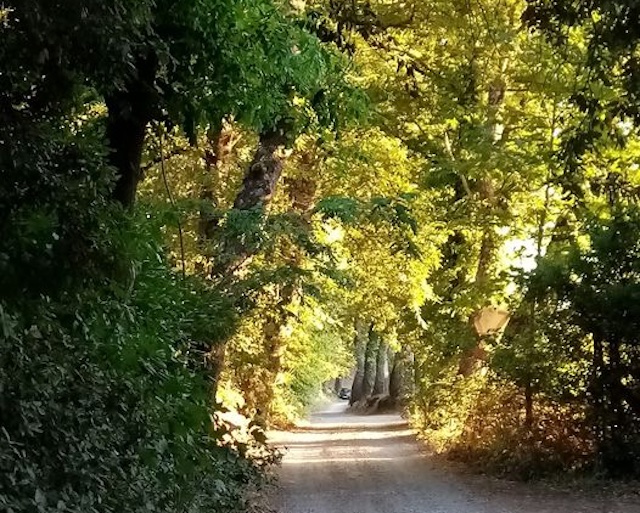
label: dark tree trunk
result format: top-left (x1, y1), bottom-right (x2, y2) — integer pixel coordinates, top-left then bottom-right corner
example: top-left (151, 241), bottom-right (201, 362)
top-left (524, 379), bottom-right (533, 429)
top-left (198, 124), bottom-right (235, 248)
top-left (105, 56), bottom-right (158, 208)
top-left (362, 327), bottom-right (379, 398)
top-left (389, 347), bottom-right (409, 405)
top-left (105, 93), bottom-right (149, 208)
top-left (609, 341), bottom-right (623, 430)
top-left (215, 145), bottom-right (307, 415)
top-left (214, 127), bottom-right (288, 278)
top-left (373, 338), bottom-right (389, 396)
top-left (209, 342), bottom-right (226, 400)
top-left (591, 333), bottom-right (606, 462)
top-left (350, 320), bottom-right (367, 405)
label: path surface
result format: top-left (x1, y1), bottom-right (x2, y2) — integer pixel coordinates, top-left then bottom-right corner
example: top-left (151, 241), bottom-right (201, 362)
top-left (270, 401), bottom-right (640, 513)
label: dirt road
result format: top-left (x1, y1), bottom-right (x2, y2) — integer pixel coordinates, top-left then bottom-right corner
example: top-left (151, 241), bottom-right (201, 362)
top-left (271, 401), bottom-right (640, 513)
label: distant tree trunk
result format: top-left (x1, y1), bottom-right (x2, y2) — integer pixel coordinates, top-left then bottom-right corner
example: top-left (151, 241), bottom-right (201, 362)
top-left (239, 169), bottom-right (314, 419)
top-left (210, 125), bottom-right (291, 403)
top-left (524, 379), bottom-right (533, 429)
top-left (474, 226), bottom-right (495, 285)
top-left (389, 347), bottom-right (409, 405)
top-left (459, 76), bottom-right (506, 376)
top-left (261, 305), bottom-right (290, 418)
top-left (209, 342), bottom-right (226, 399)
top-left (591, 331), bottom-right (606, 471)
top-left (373, 338), bottom-right (389, 396)
top-left (350, 320), bottom-right (368, 405)
top-left (198, 122), bottom-right (238, 251)
top-left (362, 327), bottom-right (379, 398)
top-left (605, 338), bottom-right (630, 473)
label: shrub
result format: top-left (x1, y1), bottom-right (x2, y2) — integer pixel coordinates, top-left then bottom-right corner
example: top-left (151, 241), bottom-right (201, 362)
top-left (0, 217), bottom-right (273, 513)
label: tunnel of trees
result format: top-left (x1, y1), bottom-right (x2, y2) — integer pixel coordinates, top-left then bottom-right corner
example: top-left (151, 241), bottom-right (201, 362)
top-left (3, 0), bottom-right (640, 511)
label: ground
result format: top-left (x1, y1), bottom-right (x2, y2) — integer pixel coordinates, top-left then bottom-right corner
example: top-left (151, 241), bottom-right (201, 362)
top-left (268, 401), bottom-right (640, 513)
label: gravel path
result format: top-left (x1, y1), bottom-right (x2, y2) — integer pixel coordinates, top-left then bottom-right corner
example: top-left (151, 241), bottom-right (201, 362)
top-left (270, 401), bottom-right (640, 513)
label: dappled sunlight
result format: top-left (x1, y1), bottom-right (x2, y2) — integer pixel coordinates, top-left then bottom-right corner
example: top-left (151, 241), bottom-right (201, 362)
top-left (286, 455), bottom-right (423, 464)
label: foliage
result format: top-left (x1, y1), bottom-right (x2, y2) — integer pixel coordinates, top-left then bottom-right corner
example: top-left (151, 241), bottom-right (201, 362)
top-left (0, 215), bottom-right (278, 513)
top-left (1, 0), bottom-right (347, 509)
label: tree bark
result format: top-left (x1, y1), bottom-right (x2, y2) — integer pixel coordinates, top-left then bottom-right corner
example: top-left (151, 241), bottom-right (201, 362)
top-left (214, 127), bottom-right (289, 277)
top-left (591, 333), bottom-right (606, 452)
top-left (373, 338), bottom-right (389, 396)
top-left (350, 320), bottom-right (368, 405)
top-left (209, 342), bottom-right (226, 400)
top-left (198, 123), bottom-right (237, 247)
top-left (105, 93), bottom-right (150, 208)
top-left (362, 327), bottom-right (379, 398)
top-left (220, 151), bottom-right (311, 417)
top-left (233, 128), bottom-right (287, 210)
top-left (105, 56), bottom-right (158, 208)
top-left (524, 379), bottom-right (533, 429)
top-left (459, 76), bottom-right (506, 376)
top-left (389, 347), bottom-right (409, 405)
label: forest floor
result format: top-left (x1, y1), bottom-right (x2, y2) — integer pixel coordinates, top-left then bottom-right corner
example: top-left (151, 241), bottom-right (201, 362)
top-left (267, 401), bottom-right (640, 513)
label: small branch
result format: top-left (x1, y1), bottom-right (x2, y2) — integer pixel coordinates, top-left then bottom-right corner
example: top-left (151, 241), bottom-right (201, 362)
top-left (141, 146), bottom-right (190, 173)
top-left (444, 130), bottom-right (472, 197)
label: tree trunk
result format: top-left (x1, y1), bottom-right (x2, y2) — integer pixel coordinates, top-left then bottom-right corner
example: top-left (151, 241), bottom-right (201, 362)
top-left (524, 379), bottom-right (533, 429)
top-left (474, 226), bottom-right (495, 285)
top-left (591, 332), bottom-right (606, 463)
top-left (233, 128), bottom-right (287, 210)
top-left (105, 56), bottom-right (158, 208)
top-left (220, 153), bottom-right (310, 417)
top-left (363, 327), bottom-right (379, 398)
top-left (105, 93), bottom-right (149, 208)
top-left (198, 123), bottom-right (237, 248)
top-left (389, 347), bottom-right (409, 405)
top-left (261, 308), bottom-right (290, 418)
top-left (373, 338), bottom-right (389, 396)
top-left (350, 320), bottom-right (368, 405)
top-left (214, 127), bottom-right (288, 277)
top-left (209, 342), bottom-right (226, 400)
top-left (459, 77), bottom-right (506, 376)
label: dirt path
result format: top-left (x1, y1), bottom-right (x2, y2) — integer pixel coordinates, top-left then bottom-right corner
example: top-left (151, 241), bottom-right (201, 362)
top-left (270, 401), bottom-right (640, 513)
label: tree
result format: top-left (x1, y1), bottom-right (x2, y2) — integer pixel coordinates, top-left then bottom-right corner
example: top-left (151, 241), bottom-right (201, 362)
top-left (372, 336), bottom-right (390, 396)
top-left (1, 0), bottom-right (343, 208)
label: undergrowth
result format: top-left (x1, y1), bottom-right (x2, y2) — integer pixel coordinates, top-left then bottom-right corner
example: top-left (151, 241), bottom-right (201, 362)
top-left (0, 215), bottom-right (277, 513)
top-left (413, 375), bottom-right (596, 480)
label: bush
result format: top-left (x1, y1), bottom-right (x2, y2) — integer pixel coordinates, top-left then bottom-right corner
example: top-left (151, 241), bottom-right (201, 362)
top-left (0, 217), bottom-right (273, 513)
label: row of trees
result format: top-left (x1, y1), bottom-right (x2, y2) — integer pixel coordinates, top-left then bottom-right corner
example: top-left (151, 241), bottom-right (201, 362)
top-left (316, 0), bottom-right (640, 478)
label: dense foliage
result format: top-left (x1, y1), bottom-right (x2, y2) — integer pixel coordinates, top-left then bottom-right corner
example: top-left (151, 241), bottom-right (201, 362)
top-left (0, 0), bottom-right (348, 511)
